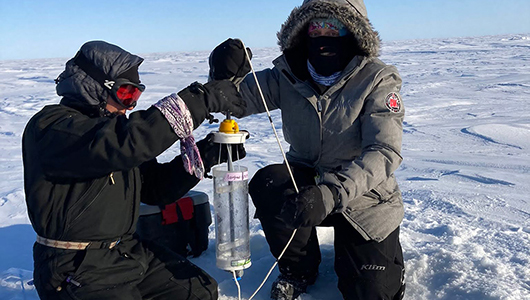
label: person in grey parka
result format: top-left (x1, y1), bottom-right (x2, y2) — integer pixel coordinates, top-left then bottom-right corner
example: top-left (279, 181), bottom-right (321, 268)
top-left (209, 0), bottom-right (406, 299)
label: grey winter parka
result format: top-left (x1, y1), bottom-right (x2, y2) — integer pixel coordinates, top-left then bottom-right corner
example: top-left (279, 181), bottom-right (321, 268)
top-left (240, 0), bottom-right (404, 242)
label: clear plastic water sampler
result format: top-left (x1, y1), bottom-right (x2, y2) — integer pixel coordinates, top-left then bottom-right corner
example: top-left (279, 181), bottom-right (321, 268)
top-left (212, 165), bottom-right (251, 272)
top-left (211, 117), bottom-right (251, 277)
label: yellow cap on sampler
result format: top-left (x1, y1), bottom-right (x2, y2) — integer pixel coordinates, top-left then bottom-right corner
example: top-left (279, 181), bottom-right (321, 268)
top-left (218, 119), bottom-right (239, 134)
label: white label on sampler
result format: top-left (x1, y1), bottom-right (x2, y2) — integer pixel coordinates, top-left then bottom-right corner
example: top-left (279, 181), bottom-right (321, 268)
top-left (224, 171), bottom-right (249, 182)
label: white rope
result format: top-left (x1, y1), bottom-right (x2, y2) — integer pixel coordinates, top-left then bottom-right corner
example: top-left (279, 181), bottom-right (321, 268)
top-left (237, 39), bottom-right (300, 300)
top-left (232, 270), bottom-right (242, 300)
top-left (248, 229), bottom-right (297, 300)
top-left (239, 40), bottom-right (299, 194)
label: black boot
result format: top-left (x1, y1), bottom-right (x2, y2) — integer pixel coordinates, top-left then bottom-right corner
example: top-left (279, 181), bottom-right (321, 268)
top-left (270, 272), bottom-right (317, 300)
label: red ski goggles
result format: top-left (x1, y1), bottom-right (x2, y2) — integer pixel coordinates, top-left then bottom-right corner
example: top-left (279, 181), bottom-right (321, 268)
top-left (107, 78), bottom-right (146, 108)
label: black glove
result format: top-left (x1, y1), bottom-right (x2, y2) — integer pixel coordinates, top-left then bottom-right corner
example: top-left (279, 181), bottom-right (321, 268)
top-left (209, 38), bottom-right (252, 84)
top-left (278, 185), bottom-right (329, 229)
top-left (178, 80), bottom-right (247, 128)
top-left (196, 133), bottom-right (246, 172)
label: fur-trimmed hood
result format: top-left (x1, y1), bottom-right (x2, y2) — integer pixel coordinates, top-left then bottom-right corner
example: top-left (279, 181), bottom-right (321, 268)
top-left (277, 0), bottom-right (380, 57)
top-left (55, 41), bottom-right (143, 117)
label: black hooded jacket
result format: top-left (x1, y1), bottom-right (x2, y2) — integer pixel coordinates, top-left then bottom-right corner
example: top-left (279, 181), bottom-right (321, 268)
top-left (22, 41), bottom-right (199, 242)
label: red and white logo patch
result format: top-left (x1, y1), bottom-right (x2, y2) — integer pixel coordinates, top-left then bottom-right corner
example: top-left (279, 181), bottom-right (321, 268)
top-left (385, 92), bottom-right (402, 113)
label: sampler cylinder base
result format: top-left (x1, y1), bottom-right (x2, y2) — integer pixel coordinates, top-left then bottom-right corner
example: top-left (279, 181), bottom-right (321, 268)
top-left (212, 165), bottom-right (251, 271)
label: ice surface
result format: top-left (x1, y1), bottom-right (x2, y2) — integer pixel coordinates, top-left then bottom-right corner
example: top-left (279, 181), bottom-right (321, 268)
top-left (0, 33), bottom-right (529, 299)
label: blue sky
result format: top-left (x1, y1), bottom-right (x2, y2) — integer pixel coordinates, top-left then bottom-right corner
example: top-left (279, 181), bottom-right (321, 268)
top-left (1, 0), bottom-right (529, 60)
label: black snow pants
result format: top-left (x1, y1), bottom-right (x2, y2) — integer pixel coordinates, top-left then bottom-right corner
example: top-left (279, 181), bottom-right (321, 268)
top-left (249, 164), bottom-right (406, 300)
top-left (33, 236), bottom-right (218, 300)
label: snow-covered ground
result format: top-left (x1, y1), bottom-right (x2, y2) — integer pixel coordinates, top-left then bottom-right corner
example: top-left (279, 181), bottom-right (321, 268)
top-left (0, 33), bottom-right (529, 299)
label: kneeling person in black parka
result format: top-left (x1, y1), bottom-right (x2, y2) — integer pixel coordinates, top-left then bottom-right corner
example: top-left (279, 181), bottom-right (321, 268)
top-left (23, 40), bottom-right (246, 300)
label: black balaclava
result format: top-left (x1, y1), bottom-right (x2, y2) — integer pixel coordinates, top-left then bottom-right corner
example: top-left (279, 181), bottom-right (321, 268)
top-left (307, 35), bottom-right (360, 76)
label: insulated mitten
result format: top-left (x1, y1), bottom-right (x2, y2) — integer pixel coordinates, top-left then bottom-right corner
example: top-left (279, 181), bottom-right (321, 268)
top-left (196, 133), bottom-right (246, 172)
top-left (177, 80), bottom-right (247, 128)
top-left (209, 38), bottom-right (252, 85)
top-left (279, 185), bottom-right (334, 229)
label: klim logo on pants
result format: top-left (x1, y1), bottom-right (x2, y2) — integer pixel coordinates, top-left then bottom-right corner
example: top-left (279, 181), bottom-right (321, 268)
top-left (360, 264), bottom-right (386, 271)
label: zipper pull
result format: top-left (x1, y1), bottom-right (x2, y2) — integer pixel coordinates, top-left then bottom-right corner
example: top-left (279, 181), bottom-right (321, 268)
top-left (66, 275), bottom-right (82, 287)
top-left (109, 173), bottom-right (115, 185)
top-left (317, 100), bottom-right (323, 112)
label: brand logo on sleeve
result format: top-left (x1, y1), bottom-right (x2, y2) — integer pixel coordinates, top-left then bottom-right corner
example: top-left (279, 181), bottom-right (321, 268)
top-left (385, 92), bottom-right (402, 113)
